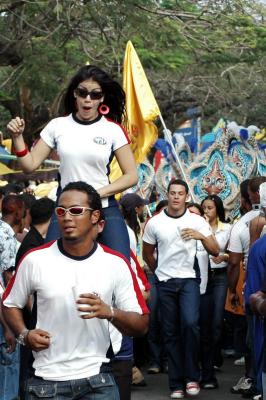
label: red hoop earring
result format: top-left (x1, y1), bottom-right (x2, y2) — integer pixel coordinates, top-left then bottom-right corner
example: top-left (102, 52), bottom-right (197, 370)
top-left (99, 104), bottom-right (110, 115)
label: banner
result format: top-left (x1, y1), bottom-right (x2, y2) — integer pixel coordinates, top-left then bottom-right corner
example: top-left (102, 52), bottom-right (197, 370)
top-left (110, 41), bottom-right (160, 183)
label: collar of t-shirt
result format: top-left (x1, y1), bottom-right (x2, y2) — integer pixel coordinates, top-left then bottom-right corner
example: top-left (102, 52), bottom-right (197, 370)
top-left (164, 208), bottom-right (187, 219)
top-left (72, 113), bottom-right (102, 126)
top-left (57, 238), bottom-right (97, 260)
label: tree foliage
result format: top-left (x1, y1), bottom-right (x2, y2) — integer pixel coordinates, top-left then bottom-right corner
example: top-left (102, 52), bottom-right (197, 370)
top-left (0, 0), bottom-right (266, 143)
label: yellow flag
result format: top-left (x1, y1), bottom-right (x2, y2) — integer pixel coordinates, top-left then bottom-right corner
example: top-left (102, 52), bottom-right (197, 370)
top-left (110, 41), bottom-right (160, 183)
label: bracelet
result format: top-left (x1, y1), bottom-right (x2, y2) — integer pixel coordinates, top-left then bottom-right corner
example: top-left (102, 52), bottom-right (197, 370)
top-left (16, 328), bottom-right (29, 346)
top-left (14, 145), bottom-right (29, 157)
top-left (109, 306), bottom-right (115, 323)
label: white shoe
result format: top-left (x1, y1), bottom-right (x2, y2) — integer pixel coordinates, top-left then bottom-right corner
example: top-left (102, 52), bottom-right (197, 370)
top-left (170, 390), bottom-right (184, 399)
top-left (231, 377), bottom-right (252, 394)
top-left (234, 356), bottom-right (245, 366)
top-left (186, 382), bottom-right (200, 396)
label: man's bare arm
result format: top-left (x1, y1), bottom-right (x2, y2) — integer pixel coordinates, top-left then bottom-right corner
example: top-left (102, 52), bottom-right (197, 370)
top-left (3, 306), bottom-right (51, 351)
top-left (227, 251), bottom-right (242, 293)
top-left (142, 242), bottom-right (157, 272)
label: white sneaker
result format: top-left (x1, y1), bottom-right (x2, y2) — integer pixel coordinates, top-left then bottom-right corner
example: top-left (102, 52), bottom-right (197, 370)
top-left (186, 382), bottom-right (200, 396)
top-left (231, 377), bottom-right (252, 394)
top-left (234, 356), bottom-right (245, 366)
top-left (170, 390), bottom-right (184, 399)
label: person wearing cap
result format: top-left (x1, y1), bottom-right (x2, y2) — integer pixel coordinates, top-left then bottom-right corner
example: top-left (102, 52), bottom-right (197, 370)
top-left (120, 193), bottom-right (149, 267)
top-left (228, 176), bottom-right (266, 397)
top-left (119, 193), bottom-right (150, 390)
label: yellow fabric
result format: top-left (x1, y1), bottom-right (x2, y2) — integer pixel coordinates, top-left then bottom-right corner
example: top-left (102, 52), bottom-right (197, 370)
top-left (0, 162), bottom-right (15, 174)
top-left (2, 139), bottom-right (12, 153)
top-left (110, 41), bottom-right (160, 183)
top-left (34, 181), bottom-right (58, 198)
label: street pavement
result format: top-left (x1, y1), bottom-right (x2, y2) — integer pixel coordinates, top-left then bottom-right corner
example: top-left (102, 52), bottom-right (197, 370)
top-left (132, 358), bottom-right (245, 399)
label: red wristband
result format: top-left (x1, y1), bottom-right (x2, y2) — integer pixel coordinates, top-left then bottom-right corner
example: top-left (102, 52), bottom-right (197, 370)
top-left (15, 146), bottom-right (29, 157)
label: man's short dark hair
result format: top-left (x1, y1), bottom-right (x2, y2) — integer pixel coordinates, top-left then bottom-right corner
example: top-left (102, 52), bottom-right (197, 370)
top-left (2, 183), bottom-right (23, 196)
top-left (167, 179), bottom-right (189, 194)
top-left (2, 195), bottom-right (25, 216)
top-left (19, 193), bottom-right (36, 210)
top-left (61, 181), bottom-right (104, 219)
top-left (30, 198), bottom-right (55, 225)
top-left (248, 176), bottom-right (266, 194)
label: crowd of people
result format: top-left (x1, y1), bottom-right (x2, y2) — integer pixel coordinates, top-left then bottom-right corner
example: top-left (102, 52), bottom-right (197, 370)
top-left (1, 63), bottom-right (266, 400)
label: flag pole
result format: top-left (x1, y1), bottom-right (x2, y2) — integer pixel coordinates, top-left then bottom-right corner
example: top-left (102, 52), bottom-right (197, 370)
top-left (159, 114), bottom-right (196, 202)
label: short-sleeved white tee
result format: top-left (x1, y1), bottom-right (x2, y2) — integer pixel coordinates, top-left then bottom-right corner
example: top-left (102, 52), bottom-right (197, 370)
top-left (3, 241), bottom-right (148, 381)
top-left (228, 210), bottom-right (260, 263)
top-left (143, 209), bottom-right (213, 281)
top-left (210, 222), bottom-right (232, 269)
top-left (40, 114), bottom-right (130, 208)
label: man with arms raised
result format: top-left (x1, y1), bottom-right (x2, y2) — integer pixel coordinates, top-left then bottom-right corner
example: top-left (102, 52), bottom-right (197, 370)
top-left (3, 181), bottom-right (148, 400)
top-left (143, 179), bottom-right (219, 399)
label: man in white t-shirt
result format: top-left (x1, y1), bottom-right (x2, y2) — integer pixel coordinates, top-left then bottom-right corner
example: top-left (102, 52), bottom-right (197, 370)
top-left (3, 181), bottom-right (149, 400)
top-left (227, 177), bottom-right (266, 396)
top-left (143, 179), bottom-right (219, 399)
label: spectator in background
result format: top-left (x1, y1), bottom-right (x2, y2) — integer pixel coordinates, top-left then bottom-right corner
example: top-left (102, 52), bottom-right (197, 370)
top-left (120, 193), bottom-right (149, 266)
top-left (16, 192), bottom-right (36, 243)
top-left (16, 197), bottom-right (55, 265)
top-left (228, 177), bottom-right (266, 397)
top-left (15, 197), bottom-right (55, 400)
top-left (146, 198), bottom-right (168, 375)
top-left (199, 195), bottom-right (231, 389)
top-left (0, 194), bottom-right (26, 400)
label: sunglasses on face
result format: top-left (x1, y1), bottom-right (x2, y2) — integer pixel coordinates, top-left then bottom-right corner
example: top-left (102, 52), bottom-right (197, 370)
top-left (75, 87), bottom-right (103, 100)
top-left (55, 206), bottom-right (93, 217)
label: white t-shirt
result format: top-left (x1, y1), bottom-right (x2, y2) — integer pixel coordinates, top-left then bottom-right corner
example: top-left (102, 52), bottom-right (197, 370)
top-left (210, 222), bottom-right (232, 269)
top-left (228, 210), bottom-right (260, 263)
top-left (143, 209), bottom-right (213, 281)
top-left (3, 240), bottom-right (148, 381)
top-left (40, 114), bottom-right (130, 208)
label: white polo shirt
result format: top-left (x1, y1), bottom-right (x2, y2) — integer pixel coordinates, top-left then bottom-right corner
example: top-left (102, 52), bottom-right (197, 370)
top-left (143, 209), bottom-right (213, 281)
top-left (3, 240), bottom-right (148, 381)
top-left (228, 209), bottom-right (260, 264)
top-left (40, 114), bottom-right (130, 208)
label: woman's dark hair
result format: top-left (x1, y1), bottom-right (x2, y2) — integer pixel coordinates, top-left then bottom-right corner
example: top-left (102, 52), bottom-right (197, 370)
top-left (120, 205), bottom-right (140, 243)
top-left (63, 65), bottom-right (126, 124)
top-left (187, 202), bottom-right (204, 217)
top-left (201, 194), bottom-right (226, 222)
top-left (240, 179), bottom-right (251, 205)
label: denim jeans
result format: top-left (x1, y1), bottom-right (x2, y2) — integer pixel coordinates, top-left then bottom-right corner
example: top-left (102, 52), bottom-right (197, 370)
top-left (0, 325), bottom-right (20, 400)
top-left (98, 205), bottom-right (130, 261)
top-left (199, 269), bottom-right (228, 382)
top-left (158, 277), bottom-right (200, 390)
top-left (25, 373), bottom-right (119, 400)
top-left (147, 273), bottom-right (165, 368)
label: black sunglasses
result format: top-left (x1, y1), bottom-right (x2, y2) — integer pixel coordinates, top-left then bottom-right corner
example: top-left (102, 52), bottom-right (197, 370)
top-left (75, 87), bottom-right (103, 100)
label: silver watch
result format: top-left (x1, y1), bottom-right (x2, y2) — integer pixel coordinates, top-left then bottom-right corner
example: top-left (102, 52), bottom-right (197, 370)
top-left (16, 329), bottom-right (29, 346)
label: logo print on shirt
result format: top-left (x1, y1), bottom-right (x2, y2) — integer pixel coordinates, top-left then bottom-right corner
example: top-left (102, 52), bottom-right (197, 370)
top-left (93, 137), bottom-right (107, 145)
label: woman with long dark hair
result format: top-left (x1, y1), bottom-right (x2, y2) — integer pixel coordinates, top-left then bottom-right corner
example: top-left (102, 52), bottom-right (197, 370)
top-left (7, 65), bottom-right (137, 259)
top-left (199, 194), bottom-right (231, 389)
